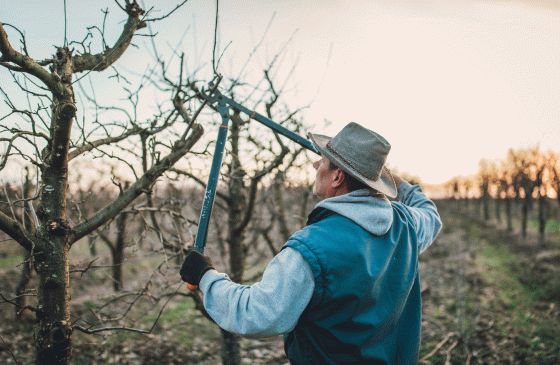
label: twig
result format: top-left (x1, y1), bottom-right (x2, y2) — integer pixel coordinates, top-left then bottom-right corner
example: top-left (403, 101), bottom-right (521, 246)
top-left (69, 257), bottom-right (100, 277)
top-left (73, 282), bottom-right (181, 335)
top-left (2, 182), bottom-right (17, 221)
top-left (420, 332), bottom-right (455, 362)
top-left (146, 0), bottom-right (190, 22)
top-left (444, 339), bottom-right (459, 365)
top-left (0, 334), bottom-right (21, 365)
top-left (0, 292), bottom-right (37, 315)
top-left (212, 0), bottom-right (220, 76)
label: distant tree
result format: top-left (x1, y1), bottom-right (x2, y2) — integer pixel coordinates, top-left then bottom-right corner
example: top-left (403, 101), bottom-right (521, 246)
top-left (478, 160), bottom-right (493, 221)
top-left (535, 151), bottom-right (557, 243)
top-left (551, 154), bottom-right (560, 207)
top-left (498, 162), bottom-right (514, 232)
top-left (508, 148), bottom-right (539, 238)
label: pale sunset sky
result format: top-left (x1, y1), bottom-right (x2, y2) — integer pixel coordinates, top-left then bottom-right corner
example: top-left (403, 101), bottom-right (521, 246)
top-left (1, 0), bottom-right (559, 184)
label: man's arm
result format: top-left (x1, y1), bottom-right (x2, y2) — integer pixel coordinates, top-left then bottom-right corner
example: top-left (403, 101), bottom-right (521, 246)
top-left (393, 176), bottom-right (442, 253)
top-left (198, 247), bottom-right (314, 337)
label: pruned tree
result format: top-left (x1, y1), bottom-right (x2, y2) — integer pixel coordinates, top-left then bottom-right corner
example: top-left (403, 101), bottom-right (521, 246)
top-left (0, 2), bottom-right (204, 363)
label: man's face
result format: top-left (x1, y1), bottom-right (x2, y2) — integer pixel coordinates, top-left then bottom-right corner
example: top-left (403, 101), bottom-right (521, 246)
top-left (312, 156), bottom-right (338, 198)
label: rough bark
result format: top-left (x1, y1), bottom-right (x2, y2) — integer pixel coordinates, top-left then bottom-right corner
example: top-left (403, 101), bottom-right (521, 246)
top-left (32, 46), bottom-right (76, 365)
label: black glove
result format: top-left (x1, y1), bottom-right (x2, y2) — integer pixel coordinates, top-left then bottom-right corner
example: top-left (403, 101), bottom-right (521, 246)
top-left (180, 249), bottom-right (214, 286)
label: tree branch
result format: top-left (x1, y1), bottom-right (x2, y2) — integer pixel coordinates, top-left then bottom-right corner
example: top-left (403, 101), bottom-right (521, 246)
top-left (169, 167), bottom-right (230, 204)
top-left (235, 144), bottom-right (288, 235)
top-left (73, 1), bottom-right (147, 73)
top-left (0, 22), bottom-right (63, 96)
top-left (71, 124), bottom-right (203, 243)
top-left (96, 230), bottom-right (115, 252)
top-left (0, 210), bottom-right (33, 251)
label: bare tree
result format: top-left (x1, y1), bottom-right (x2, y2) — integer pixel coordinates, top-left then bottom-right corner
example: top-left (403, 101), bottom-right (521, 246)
top-left (0, 2), bottom-right (204, 363)
top-left (478, 160), bottom-right (493, 221)
top-left (508, 149), bottom-right (538, 238)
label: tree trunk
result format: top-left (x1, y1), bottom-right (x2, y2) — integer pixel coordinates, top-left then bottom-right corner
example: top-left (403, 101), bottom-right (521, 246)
top-left (88, 234), bottom-right (97, 256)
top-left (521, 197), bottom-right (529, 238)
top-left (112, 211), bottom-right (127, 291)
top-left (220, 329), bottom-right (241, 365)
top-left (538, 194), bottom-right (547, 244)
top-left (34, 50), bottom-right (76, 365)
top-left (112, 248), bottom-right (123, 292)
top-left (34, 239), bottom-right (72, 365)
top-left (482, 195), bottom-right (490, 221)
top-left (273, 174), bottom-right (290, 241)
top-left (505, 197), bottom-right (513, 232)
top-left (494, 197), bottom-right (501, 225)
top-left (299, 187), bottom-right (311, 227)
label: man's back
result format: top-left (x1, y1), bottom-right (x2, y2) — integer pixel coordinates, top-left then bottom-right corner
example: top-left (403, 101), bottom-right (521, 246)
top-left (284, 201), bottom-right (422, 365)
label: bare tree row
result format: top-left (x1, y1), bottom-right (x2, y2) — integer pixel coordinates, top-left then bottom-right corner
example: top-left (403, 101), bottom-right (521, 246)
top-left (445, 147), bottom-right (560, 242)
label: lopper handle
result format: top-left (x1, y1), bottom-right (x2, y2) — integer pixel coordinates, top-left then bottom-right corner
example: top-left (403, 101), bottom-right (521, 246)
top-left (186, 283), bottom-right (198, 292)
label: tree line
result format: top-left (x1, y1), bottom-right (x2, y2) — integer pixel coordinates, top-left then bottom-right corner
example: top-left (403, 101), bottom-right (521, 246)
top-left (444, 147), bottom-right (560, 243)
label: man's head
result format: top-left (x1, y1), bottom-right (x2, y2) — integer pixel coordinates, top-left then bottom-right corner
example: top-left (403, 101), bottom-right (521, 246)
top-left (309, 122), bottom-right (397, 199)
top-left (312, 156), bottom-right (370, 198)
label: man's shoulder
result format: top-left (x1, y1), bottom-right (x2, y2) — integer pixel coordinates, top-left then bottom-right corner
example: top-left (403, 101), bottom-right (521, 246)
top-left (389, 200), bottom-right (417, 224)
top-left (286, 212), bottom-right (368, 250)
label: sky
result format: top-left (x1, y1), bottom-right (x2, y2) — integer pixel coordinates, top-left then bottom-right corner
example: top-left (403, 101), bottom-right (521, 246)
top-left (1, 0), bottom-right (559, 184)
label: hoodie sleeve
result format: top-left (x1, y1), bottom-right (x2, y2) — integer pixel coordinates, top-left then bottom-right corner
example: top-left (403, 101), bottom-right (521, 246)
top-left (198, 247), bottom-right (314, 337)
top-left (397, 181), bottom-right (443, 253)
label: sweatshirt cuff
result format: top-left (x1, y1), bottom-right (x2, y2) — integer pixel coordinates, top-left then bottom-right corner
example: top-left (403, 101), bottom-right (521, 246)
top-left (199, 269), bottom-right (227, 294)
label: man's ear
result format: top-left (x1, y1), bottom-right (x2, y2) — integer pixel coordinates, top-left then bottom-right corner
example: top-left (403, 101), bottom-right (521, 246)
top-left (331, 169), bottom-right (346, 188)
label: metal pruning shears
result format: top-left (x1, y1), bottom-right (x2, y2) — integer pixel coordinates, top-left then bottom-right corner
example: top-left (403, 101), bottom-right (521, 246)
top-left (185, 78), bottom-right (320, 291)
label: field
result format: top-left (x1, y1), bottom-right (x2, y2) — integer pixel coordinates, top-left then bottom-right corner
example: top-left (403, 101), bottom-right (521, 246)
top-left (0, 199), bottom-right (559, 364)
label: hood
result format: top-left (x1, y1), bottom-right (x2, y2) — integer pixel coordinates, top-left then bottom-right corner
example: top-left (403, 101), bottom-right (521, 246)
top-left (315, 189), bottom-right (393, 236)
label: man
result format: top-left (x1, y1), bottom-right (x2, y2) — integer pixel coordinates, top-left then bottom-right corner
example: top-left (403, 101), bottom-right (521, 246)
top-left (181, 122), bottom-right (442, 364)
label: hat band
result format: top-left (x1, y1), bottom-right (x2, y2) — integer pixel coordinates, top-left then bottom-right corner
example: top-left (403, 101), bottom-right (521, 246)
top-left (326, 142), bottom-right (379, 180)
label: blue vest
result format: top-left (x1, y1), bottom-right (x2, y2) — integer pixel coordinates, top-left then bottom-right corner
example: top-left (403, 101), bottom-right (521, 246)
top-left (283, 204), bottom-right (421, 365)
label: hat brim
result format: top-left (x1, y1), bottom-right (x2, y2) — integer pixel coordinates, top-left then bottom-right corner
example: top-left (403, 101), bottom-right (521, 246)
top-left (309, 133), bottom-right (398, 198)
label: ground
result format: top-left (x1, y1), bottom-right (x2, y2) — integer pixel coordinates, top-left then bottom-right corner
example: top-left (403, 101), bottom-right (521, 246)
top-left (0, 201), bottom-right (559, 364)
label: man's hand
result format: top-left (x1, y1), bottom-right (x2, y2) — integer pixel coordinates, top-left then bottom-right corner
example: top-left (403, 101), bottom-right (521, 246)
top-left (180, 249), bottom-right (214, 288)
